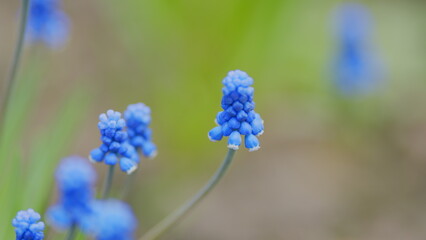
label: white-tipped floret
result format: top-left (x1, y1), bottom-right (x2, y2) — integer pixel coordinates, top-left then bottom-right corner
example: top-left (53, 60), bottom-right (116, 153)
top-left (208, 133), bottom-right (218, 142)
top-left (126, 165), bottom-right (138, 175)
top-left (148, 150), bottom-right (158, 159)
top-left (227, 144), bottom-right (239, 150)
top-left (248, 146), bottom-right (260, 152)
top-left (88, 155), bottom-right (96, 163)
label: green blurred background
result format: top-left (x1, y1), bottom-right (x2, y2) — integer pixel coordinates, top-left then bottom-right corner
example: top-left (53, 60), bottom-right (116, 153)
top-left (1, 0), bottom-right (426, 239)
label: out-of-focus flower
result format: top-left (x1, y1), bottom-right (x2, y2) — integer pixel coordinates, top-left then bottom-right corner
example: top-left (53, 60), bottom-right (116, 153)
top-left (12, 209), bottom-right (45, 240)
top-left (90, 110), bottom-right (140, 174)
top-left (26, 0), bottom-right (70, 48)
top-left (124, 103), bottom-right (157, 159)
top-left (333, 3), bottom-right (382, 95)
top-left (208, 70), bottom-right (264, 151)
top-left (81, 200), bottom-right (137, 240)
top-left (46, 156), bottom-right (95, 230)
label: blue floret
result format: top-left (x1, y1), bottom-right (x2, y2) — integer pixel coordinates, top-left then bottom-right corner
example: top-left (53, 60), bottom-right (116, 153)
top-left (46, 156), bottom-right (96, 230)
top-left (12, 209), bottom-right (45, 240)
top-left (124, 103), bottom-right (157, 159)
top-left (90, 110), bottom-right (140, 174)
top-left (333, 3), bottom-right (382, 95)
top-left (81, 200), bottom-right (137, 240)
top-left (27, 0), bottom-right (70, 48)
top-left (208, 70), bottom-right (264, 151)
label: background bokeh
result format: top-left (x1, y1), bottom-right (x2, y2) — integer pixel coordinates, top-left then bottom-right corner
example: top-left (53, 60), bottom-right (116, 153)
top-left (1, 0), bottom-right (426, 239)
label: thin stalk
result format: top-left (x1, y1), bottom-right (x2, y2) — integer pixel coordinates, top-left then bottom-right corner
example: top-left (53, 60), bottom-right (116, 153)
top-left (140, 149), bottom-right (236, 240)
top-left (121, 171), bottom-right (136, 200)
top-left (102, 164), bottom-right (115, 199)
top-left (64, 223), bottom-right (77, 240)
top-left (0, 0), bottom-right (30, 130)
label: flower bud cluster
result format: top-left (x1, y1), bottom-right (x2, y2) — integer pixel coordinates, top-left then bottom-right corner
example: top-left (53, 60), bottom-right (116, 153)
top-left (90, 110), bottom-right (139, 174)
top-left (208, 70), bottom-right (264, 151)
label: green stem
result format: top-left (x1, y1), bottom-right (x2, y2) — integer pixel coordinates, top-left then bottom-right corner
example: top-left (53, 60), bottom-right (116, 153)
top-left (64, 223), bottom-right (77, 240)
top-left (121, 171), bottom-right (136, 200)
top-left (0, 0), bottom-right (30, 130)
top-left (102, 164), bottom-right (115, 199)
top-left (140, 149), bottom-right (236, 240)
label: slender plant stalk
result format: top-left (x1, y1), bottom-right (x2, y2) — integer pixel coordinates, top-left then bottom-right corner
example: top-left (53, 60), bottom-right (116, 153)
top-left (140, 149), bottom-right (236, 240)
top-left (64, 223), bottom-right (77, 240)
top-left (0, 0), bottom-right (30, 131)
top-left (102, 164), bottom-right (115, 199)
top-left (121, 171), bottom-right (136, 200)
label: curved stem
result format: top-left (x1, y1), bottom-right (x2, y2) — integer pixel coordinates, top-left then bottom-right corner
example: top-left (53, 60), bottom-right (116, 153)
top-left (0, 0), bottom-right (30, 130)
top-left (140, 149), bottom-right (236, 240)
top-left (102, 164), bottom-right (115, 199)
top-left (64, 223), bottom-right (77, 240)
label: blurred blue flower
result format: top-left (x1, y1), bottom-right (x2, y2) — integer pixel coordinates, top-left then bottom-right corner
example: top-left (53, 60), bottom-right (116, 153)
top-left (81, 200), bottom-right (137, 240)
top-left (27, 0), bottom-right (70, 48)
top-left (208, 70), bottom-right (264, 151)
top-left (90, 110), bottom-right (140, 174)
top-left (12, 208), bottom-right (45, 240)
top-left (333, 3), bottom-right (382, 95)
top-left (124, 103), bottom-right (157, 159)
top-left (46, 156), bottom-right (95, 230)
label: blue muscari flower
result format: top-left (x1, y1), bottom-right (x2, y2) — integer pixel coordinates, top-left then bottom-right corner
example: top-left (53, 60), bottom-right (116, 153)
top-left (333, 3), bottom-right (381, 95)
top-left (81, 200), bottom-right (137, 240)
top-left (124, 103), bottom-right (157, 159)
top-left (12, 209), bottom-right (45, 240)
top-left (208, 70), bottom-right (264, 151)
top-left (46, 156), bottom-right (95, 230)
top-left (27, 0), bottom-right (70, 48)
top-left (90, 110), bottom-right (140, 174)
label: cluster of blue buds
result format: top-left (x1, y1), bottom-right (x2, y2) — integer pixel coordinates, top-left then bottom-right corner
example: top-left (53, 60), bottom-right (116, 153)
top-left (90, 110), bottom-right (140, 174)
top-left (47, 156), bottom-right (96, 230)
top-left (208, 70), bottom-right (264, 151)
top-left (124, 103), bottom-right (157, 158)
top-left (82, 200), bottom-right (137, 240)
top-left (27, 0), bottom-right (70, 48)
top-left (333, 3), bottom-right (381, 95)
top-left (12, 209), bottom-right (45, 240)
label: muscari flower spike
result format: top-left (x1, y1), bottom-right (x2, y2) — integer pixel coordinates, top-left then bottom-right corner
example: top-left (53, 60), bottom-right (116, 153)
top-left (208, 70), bottom-right (264, 151)
top-left (46, 156), bottom-right (96, 230)
top-left (333, 3), bottom-right (381, 95)
top-left (90, 110), bottom-right (140, 174)
top-left (81, 200), bottom-right (137, 240)
top-left (124, 103), bottom-right (157, 159)
top-left (27, 0), bottom-right (70, 48)
top-left (13, 209), bottom-right (45, 240)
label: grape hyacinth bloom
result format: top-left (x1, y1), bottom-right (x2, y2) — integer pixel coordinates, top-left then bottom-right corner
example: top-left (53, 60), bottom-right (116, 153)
top-left (82, 200), bottom-right (137, 240)
top-left (333, 3), bottom-right (381, 95)
top-left (208, 70), bottom-right (264, 151)
top-left (124, 103), bottom-right (157, 159)
top-left (46, 156), bottom-right (95, 230)
top-left (27, 0), bottom-right (70, 48)
top-left (12, 209), bottom-right (45, 240)
top-left (90, 110), bottom-right (140, 174)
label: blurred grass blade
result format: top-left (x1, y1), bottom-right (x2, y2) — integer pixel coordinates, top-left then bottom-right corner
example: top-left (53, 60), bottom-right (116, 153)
top-left (0, 57), bottom-right (44, 240)
top-left (22, 89), bottom-right (90, 210)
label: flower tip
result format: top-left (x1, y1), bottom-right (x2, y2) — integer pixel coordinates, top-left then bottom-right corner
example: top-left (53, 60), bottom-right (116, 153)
top-left (248, 145), bottom-right (260, 152)
top-left (148, 150), bottom-right (158, 159)
top-left (227, 144), bottom-right (239, 150)
top-left (256, 130), bottom-right (264, 136)
top-left (208, 126), bottom-right (223, 142)
top-left (126, 165), bottom-right (138, 175)
top-left (208, 133), bottom-right (218, 142)
top-left (88, 155), bottom-right (97, 163)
